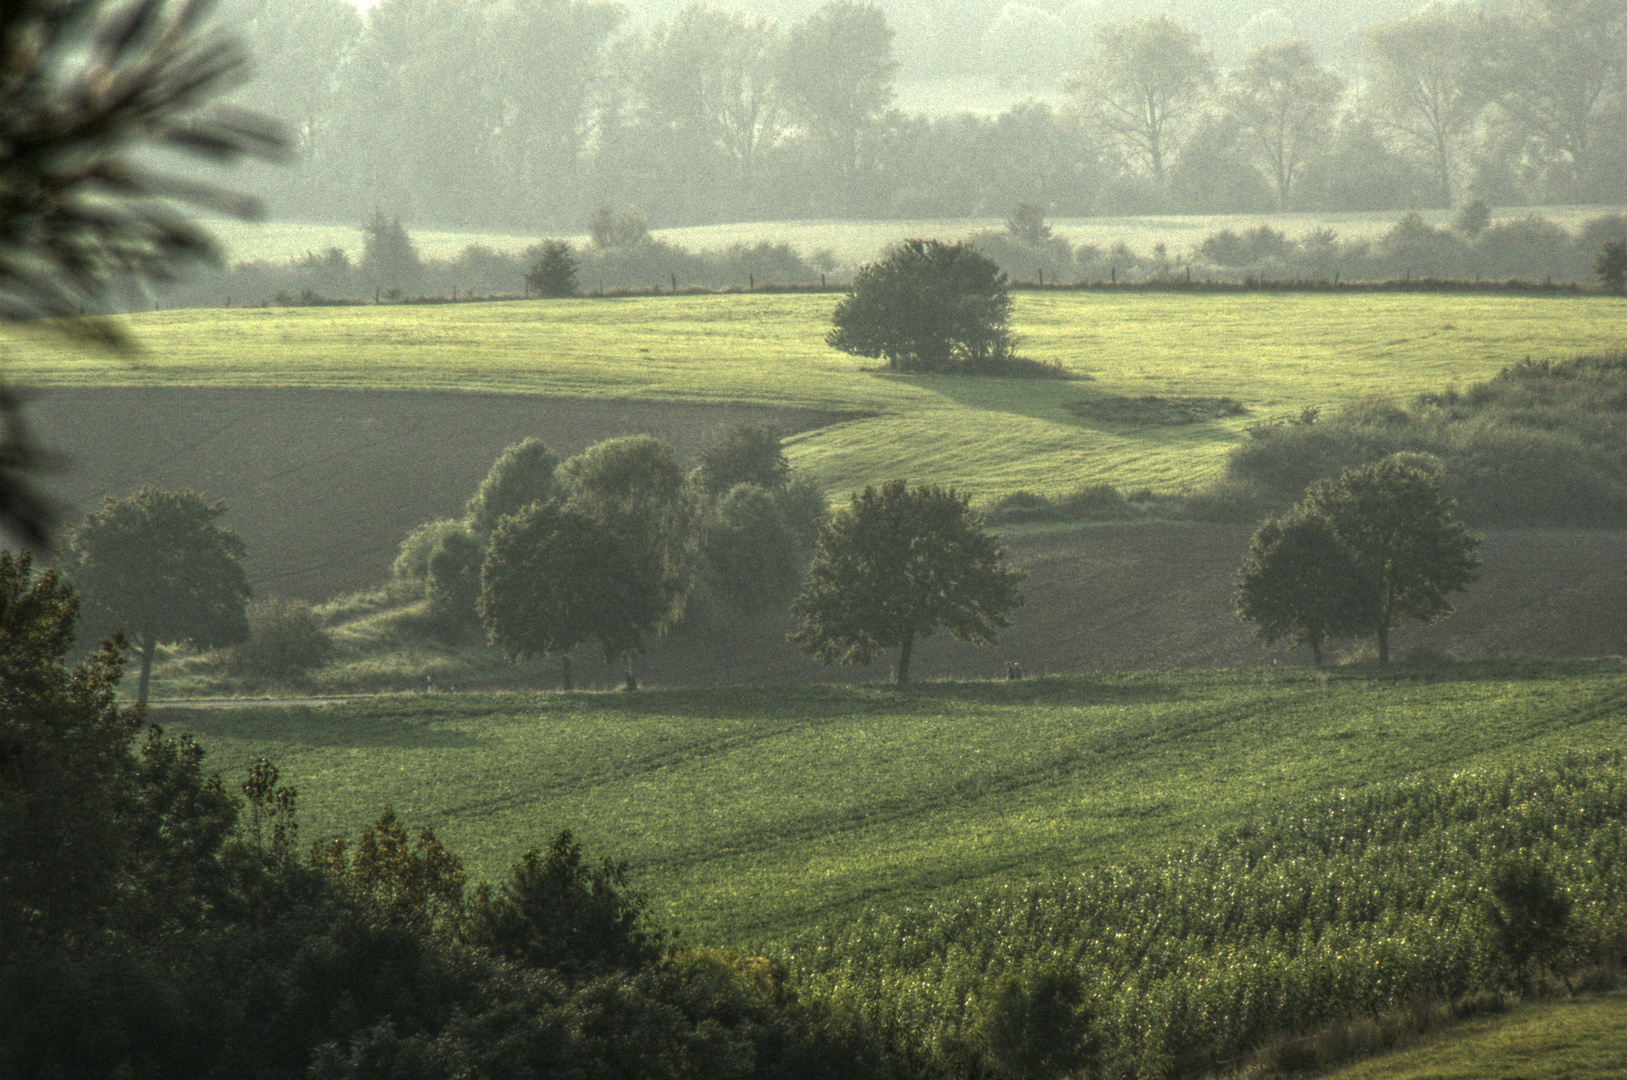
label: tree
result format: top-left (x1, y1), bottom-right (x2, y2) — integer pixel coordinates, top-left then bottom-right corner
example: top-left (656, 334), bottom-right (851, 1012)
top-left (359, 209), bottom-right (421, 293)
top-left (791, 480), bottom-right (1024, 684)
top-left (478, 501), bottom-right (654, 689)
top-left (1479, 852), bottom-right (1574, 991)
top-left (1067, 15), bottom-right (1215, 188)
top-left (972, 966), bottom-right (1098, 1080)
top-left (1228, 40), bottom-right (1345, 211)
top-left (702, 483), bottom-right (807, 615)
top-left (425, 525), bottom-right (485, 630)
top-left (1303, 456), bottom-right (1481, 664)
top-left (778, 0), bottom-right (896, 193)
top-left (828, 239), bottom-right (1015, 373)
top-left (1365, 9), bottom-right (1488, 208)
top-left (67, 488), bottom-right (251, 705)
top-left (558, 436), bottom-right (697, 672)
top-left (526, 240), bottom-right (579, 297)
top-left (1235, 507), bottom-right (1377, 665)
top-left (693, 422), bottom-right (789, 495)
top-left (1481, 0), bottom-right (1627, 198)
top-left (466, 438), bottom-right (562, 537)
top-left (1597, 238), bottom-right (1627, 292)
top-left (0, 0), bottom-right (281, 544)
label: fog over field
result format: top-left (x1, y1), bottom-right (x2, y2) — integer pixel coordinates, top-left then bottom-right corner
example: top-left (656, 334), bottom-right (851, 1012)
top-left (218, 0), bottom-right (1626, 238)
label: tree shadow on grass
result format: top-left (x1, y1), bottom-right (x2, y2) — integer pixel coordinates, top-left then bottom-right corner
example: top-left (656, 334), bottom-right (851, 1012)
top-left (149, 703), bottom-right (485, 749)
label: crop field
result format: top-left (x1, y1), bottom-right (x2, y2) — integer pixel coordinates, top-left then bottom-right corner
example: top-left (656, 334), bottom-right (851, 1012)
top-left (202, 204), bottom-right (1623, 269)
top-left (15, 290), bottom-right (1626, 508)
top-left (159, 659), bottom-right (1627, 947)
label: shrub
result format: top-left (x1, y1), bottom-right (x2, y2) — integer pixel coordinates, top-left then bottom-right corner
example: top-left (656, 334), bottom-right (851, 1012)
top-left (232, 596), bottom-right (333, 681)
top-left (702, 483), bottom-right (806, 615)
top-left (425, 526), bottom-right (485, 629)
top-left (828, 239), bottom-right (1017, 374)
top-left (525, 240), bottom-right (578, 297)
top-left (392, 518), bottom-right (467, 592)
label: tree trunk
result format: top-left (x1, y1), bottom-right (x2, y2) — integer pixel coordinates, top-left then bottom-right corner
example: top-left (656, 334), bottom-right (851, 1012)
top-left (622, 659), bottom-right (637, 692)
top-left (560, 654), bottom-right (572, 692)
top-left (1377, 624), bottom-right (1390, 664)
top-left (895, 633), bottom-right (914, 685)
top-left (137, 636), bottom-right (156, 708)
top-left (1310, 635), bottom-right (1323, 667)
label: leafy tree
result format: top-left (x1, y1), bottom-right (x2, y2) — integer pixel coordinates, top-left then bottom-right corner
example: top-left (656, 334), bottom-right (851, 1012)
top-left (1365, 9), bottom-right (1488, 208)
top-left (1597, 238), bottom-right (1627, 292)
top-left (1, 550), bottom-right (237, 951)
top-left (828, 239), bottom-right (1015, 373)
top-left (525, 240), bottom-right (579, 297)
top-left (465, 437), bottom-right (562, 537)
top-left (560, 435), bottom-right (697, 631)
top-left (791, 480), bottom-right (1024, 684)
top-left (1228, 40), bottom-right (1345, 210)
top-left (1067, 14), bottom-right (1215, 188)
top-left (463, 828), bottom-right (664, 977)
top-left (359, 209), bottom-right (421, 293)
top-left (1304, 455), bottom-right (1481, 663)
top-left (973, 966), bottom-right (1098, 1080)
top-left (693, 422), bottom-right (789, 495)
top-left (424, 524), bottom-right (485, 630)
top-left (702, 483), bottom-right (808, 615)
top-left (1235, 507), bottom-right (1377, 665)
top-left (0, 0), bottom-right (281, 544)
top-left (478, 501), bottom-right (653, 689)
top-left (778, 0), bottom-right (896, 190)
top-left (1005, 203), bottom-right (1053, 247)
top-left (67, 488), bottom-right (251, 706)
top-left (392, 517), bottom-right (466, 590)
top-left (589, 206), bottom-right (651, 248)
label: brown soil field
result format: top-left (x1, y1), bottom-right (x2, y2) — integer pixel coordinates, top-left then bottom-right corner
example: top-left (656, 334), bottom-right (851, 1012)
top-left (31, 387), bottom-right (847, 600)
top-left (29, 388), bottom-right (1625, 686)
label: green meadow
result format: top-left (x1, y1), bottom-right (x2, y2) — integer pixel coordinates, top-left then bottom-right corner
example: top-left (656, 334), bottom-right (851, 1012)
top-left (13, 290), bottom-right (1626, 503)
top-left (166, 659), bottom-right (1627, 947)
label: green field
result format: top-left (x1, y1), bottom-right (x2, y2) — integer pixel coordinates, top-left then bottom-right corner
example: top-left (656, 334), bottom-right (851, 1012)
top-left (166, 660), bottom-right (1627, 946)
top-left (1331, 992), bottom-right (1627, 1079)
top-left (14, 291), bottom-right (1626, 503)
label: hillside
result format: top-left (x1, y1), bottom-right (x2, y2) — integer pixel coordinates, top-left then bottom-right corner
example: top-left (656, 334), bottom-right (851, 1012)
top-left (157, 661), bottom-right (1627, 945)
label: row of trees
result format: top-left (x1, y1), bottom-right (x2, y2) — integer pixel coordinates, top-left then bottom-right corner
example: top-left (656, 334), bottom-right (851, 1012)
top-left (223, 0), bottom-right (1627, 231)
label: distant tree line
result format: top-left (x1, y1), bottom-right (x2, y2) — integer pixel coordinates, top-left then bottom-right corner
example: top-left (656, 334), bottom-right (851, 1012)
top-left (219, 0), bottom-right (1627, 234)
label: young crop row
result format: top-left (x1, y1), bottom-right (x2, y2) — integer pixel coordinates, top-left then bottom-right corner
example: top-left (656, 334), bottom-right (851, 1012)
top-left (782, 749), bottom-right (1627, 1079)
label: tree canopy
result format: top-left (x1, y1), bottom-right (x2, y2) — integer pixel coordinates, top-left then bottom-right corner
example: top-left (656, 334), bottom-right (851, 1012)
top-left (827, 239), bottom-right (1015, 374)
top-left (466, 437), bottom-right (562, 536)
top-left (791, 480), bottom-right (1024, 684)
top-left (67, 488), bottom-right (251, 704)
top-left (478, 501), bottom-right (654, 689)
top-left (1236, 455), bottom-right (1481, 663)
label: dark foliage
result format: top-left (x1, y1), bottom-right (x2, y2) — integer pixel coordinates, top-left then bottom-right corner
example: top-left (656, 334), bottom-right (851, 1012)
top-left (828, 239), bottom-right (1016, 374)
top-left (526, 240), bottom-right (579, 297)
top-left (1480, 852), bottom-right (1574, 990)
top-left (464, 437), bottom-right (561, 537)
top-left (791, 479), bottom-right (1024, 683)
top-left (1235, 507), bottom-right (1377, 665)
top-left (424, 526), bottom-right (485, 630)
top-left (693, 422), bottom-right (790, 495)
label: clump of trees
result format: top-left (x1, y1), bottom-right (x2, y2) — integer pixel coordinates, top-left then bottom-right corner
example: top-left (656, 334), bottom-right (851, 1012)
top-left (1236, 455), bottom-right (1481, 663)
top-left (391, 423), bottom-right (827, 688)
top-left (791, 480), bottom-right (1024, 684)
top-left (0, 555), bottom-right (911, 1077)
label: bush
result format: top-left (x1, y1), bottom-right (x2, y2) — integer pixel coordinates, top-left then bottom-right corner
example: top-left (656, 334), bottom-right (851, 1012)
top-left (232, 596), bottom-right (334, 681)
top-left (828, 239), bottom-right (1016, 374)
top-left (425, 527), bottom-right (485, 629)
top-left (392, 518), bottom-right (466, 592)
top-left (525, 240), bottom-right (578, 298)
top-left (702, 483), bottom-right (807, 615)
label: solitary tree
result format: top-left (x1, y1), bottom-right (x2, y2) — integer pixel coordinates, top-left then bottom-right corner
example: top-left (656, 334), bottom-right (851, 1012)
top-left (1235, 507), bottom-right (1377, 665)
top-left (0, 0), bottom-right (281, 544)
top-left (1304, 456), bottom-right (1481, 663)
top-left (359, 210), bottom-right (421, 294)
top-left (479, 502), bottom-right (654, 690)
top-left (828, 240), bottom-right (1015, 373)
top-left (1067, 14), bottom-right (1215, 188)
top-left (791, 480), bottom-right (1024, 684)
top-left (1228, 40), bottom-right (1345, 210)
top-left (526, 241), bottom-right (579, 297)
top-left (466, 438), bottom-right (561, 537)
top-left (67, 488), bottom-right (252, 706)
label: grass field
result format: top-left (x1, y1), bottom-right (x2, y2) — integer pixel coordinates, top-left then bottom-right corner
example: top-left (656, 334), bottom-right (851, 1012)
top-left (14, 291), bottom-right (1626, 503)
top-left (160, 659), bottom-right (1627, 947)
top-left (202, 205), bottom-right (1624, 269)
top-left (1329, 991), bottom-right (1627, 1079)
